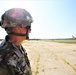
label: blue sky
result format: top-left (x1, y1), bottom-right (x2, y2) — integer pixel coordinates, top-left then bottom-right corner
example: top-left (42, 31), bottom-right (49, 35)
top-left (0, 0), bottom-right (76, 39)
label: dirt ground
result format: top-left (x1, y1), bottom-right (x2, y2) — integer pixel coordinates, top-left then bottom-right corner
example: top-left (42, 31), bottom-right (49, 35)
top-left (22, 40), bottom-right (76, 75)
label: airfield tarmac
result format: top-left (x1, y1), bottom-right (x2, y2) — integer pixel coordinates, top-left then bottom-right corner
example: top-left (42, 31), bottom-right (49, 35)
top-left (22, 40), bottom-right (76, 75)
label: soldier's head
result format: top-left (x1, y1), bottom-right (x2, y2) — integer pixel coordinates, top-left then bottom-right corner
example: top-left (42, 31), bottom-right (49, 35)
top-left (0, 8), bottom-right (33, 39)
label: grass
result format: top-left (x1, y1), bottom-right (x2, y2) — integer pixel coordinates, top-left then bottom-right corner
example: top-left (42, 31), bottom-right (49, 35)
top-left (62, 59), bottom-right (76, 71)
top-left (35, 53), bottom-right (40, 75)
top-left (52, 40), bottom-right (76, 44)
top-left (0, 39), bottom-right (3, 41)
top-left (38, 39), bottom-right (76, 44)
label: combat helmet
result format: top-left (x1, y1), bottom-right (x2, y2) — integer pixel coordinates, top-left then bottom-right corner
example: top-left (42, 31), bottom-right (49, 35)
top-left (0, 8), bottom-right (33, 27)
top-left (0, 8), bottom-right (33, 39)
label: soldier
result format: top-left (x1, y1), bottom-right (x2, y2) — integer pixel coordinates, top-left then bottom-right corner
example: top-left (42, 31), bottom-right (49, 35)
top-left (0, 8), bottom-right (33, 75)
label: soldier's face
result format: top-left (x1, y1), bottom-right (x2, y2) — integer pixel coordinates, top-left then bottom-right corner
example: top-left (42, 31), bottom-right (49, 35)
top-left (11, 26), bottom-right (31, 40)
top-left (11, 27), bottom-right (31, 34)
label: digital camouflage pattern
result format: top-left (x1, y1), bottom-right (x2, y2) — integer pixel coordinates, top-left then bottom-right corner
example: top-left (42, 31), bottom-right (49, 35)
top-left (0, 36), bottom-right (32, 75)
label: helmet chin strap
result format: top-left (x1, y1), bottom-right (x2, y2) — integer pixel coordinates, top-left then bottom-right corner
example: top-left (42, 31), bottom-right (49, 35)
top-left (9, 32), bottom-right (27, 36)
top-left (5, 26), bottom-right (30, 39)
top-left (10, 30), bottom-right (29, 39)
top-left (6, 28), bottom-right (29, 39)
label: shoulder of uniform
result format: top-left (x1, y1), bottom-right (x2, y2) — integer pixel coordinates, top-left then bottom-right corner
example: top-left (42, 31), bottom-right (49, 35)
top-left (0, 40), bottom-right (12, 62)
top-left (0, 40), bottom-right (9, 54)
top-left (0, 40), bottom-right (6, 50)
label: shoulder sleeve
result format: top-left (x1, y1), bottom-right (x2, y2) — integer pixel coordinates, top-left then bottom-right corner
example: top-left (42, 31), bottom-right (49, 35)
top-left (0, 40), bottom-right (8, 62)
top-left (0, 40), bottom-right (7, 53)
top-left (0, 40), bottom-right (10, 75)
top-left (0, 40), bottom-right (6, 62)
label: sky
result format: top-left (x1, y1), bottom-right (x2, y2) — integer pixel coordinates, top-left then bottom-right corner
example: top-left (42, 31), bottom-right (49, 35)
top-left (0, 0), bottom-right (76, 39)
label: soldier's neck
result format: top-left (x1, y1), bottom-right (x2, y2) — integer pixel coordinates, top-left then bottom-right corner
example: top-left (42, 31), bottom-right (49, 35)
top-left (9, 35), bottom-right (26, 46)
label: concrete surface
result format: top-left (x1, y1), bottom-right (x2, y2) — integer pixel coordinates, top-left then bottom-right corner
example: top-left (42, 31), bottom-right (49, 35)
top-left (22, 40), bottom-right (76, 75)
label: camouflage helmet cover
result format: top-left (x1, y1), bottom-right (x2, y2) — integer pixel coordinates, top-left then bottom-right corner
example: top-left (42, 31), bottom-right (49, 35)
top-left (0, 8), bottom-right (33, 27)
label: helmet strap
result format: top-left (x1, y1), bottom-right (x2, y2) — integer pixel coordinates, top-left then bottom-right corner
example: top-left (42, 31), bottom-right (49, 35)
top-left (9, 32), bottom-right (27, 36)
top-left (5, 27), bottom-right (29, 39)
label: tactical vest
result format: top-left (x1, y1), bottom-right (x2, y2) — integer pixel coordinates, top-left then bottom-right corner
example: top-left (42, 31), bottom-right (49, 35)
top-left (0, 36), bottom-right (32, 75)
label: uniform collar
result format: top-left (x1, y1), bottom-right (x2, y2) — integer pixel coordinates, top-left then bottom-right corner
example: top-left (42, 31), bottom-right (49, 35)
top-left (5, 35), bottom-right (22, 49)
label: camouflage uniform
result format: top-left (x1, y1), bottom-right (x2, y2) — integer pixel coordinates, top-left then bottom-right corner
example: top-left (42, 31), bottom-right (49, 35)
top-left (0, 35), bottom-right (32, 75)
top-left (0, 8), bottom-right (33, 75)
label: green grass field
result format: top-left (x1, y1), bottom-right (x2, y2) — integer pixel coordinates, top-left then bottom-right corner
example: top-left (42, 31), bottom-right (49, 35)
top-left (49, 39), bottom-right (76, 44)
top-left (34, 39), bottom-right (76, 44)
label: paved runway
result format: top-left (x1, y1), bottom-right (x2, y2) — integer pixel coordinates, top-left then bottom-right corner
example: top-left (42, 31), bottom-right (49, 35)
top-left (22, 40), bottom-right (76, 75)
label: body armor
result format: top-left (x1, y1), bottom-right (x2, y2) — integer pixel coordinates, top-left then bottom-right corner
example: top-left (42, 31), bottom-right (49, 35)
top-left (0, 36), bottom-right (32, 75)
